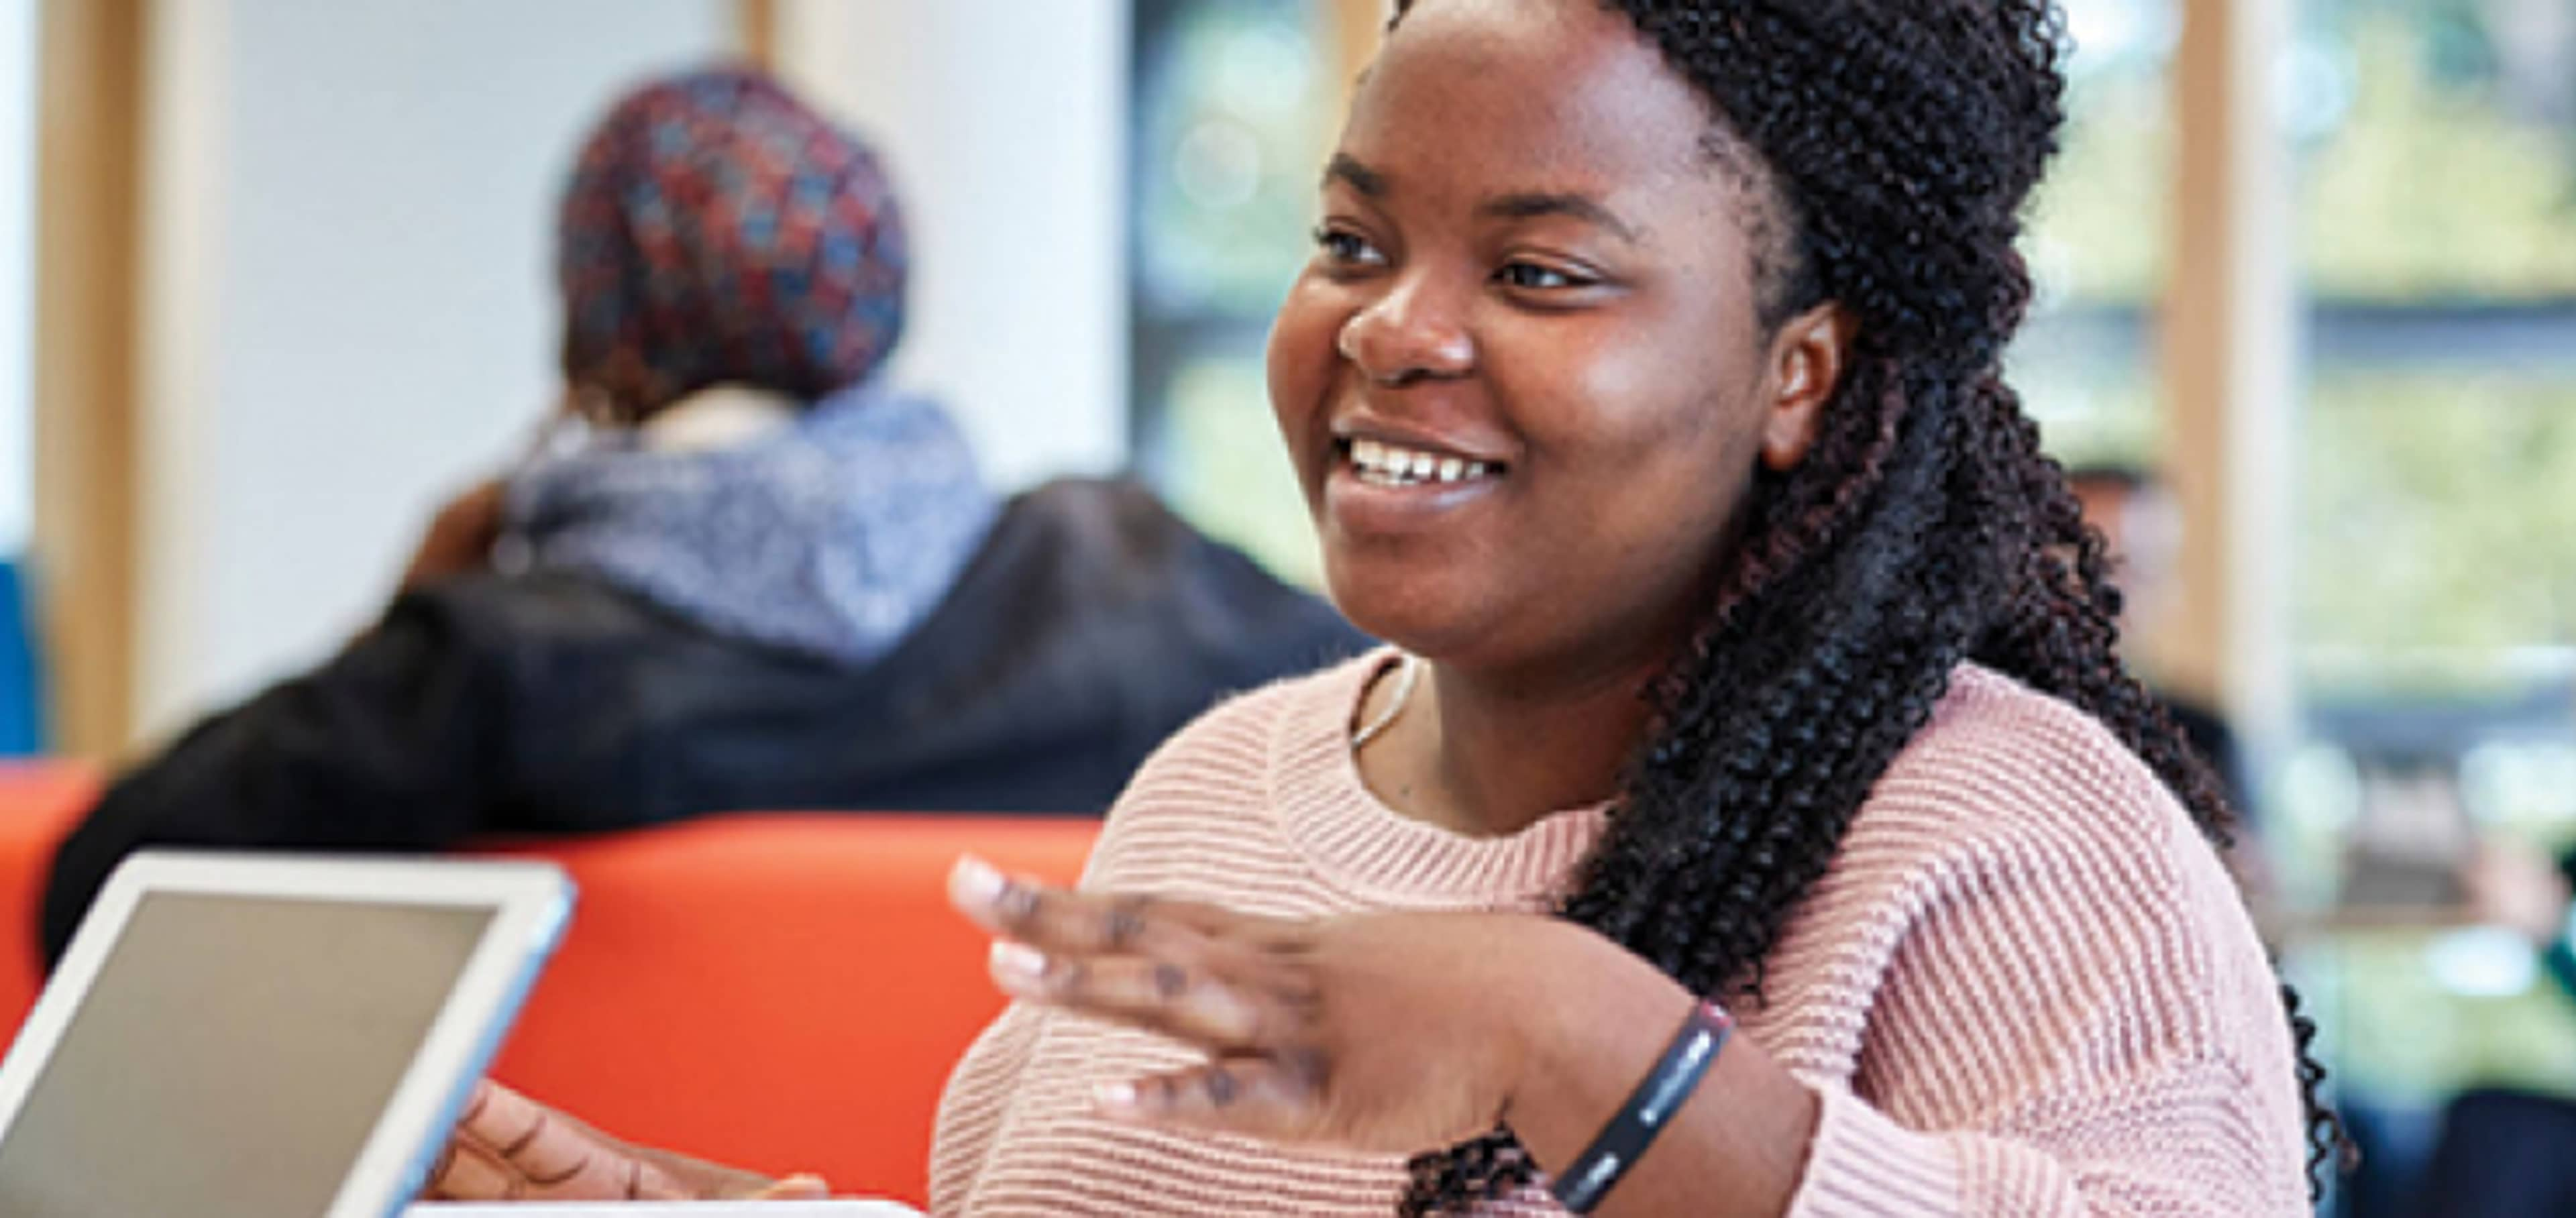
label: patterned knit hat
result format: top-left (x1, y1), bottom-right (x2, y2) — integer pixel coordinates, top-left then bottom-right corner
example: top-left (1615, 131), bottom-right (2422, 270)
top-left (557, 67), bottom-right (908, 415)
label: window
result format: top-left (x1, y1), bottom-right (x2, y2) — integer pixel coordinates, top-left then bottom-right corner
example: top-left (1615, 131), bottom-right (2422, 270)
top-left (2019, 0), bottom-right (2180, 467)
top-left (2273, 0), bottom-right (2576, 1146)
top-left (1128, 0), bottom-right (1338, 586)
top-left (2292, 0), bottom-right (2576, 687)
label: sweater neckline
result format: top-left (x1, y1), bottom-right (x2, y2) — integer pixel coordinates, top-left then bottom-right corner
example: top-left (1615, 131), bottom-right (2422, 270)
top-left (1269, 649), bottom-right (1611, 907)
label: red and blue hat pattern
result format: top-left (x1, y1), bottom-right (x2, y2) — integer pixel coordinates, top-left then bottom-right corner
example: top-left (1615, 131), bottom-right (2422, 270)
top-left (557, 67), bottom-right (908, 410)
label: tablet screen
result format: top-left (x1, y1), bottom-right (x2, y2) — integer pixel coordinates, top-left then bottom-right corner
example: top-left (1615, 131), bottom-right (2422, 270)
top-left (0, 893), bottom-right (493, 1218)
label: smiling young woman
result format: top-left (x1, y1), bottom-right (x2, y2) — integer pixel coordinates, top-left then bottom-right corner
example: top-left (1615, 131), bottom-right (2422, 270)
top-left (434, 1), bottom-right (2340, 1214)
top-left (936, 0), bottom-right (2338, 1212)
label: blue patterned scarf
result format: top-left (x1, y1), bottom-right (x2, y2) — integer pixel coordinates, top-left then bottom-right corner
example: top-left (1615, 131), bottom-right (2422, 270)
top-left (501, 384), bottom-right (996, 666)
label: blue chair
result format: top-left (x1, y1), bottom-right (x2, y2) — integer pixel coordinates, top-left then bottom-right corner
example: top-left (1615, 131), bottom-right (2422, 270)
top-left (0, 558), bottom-right (44, 756)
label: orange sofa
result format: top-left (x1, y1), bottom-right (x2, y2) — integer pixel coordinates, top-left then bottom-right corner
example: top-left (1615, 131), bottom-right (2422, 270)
top-left (0, 762), bottom-right (101, 1029)
top-left (0, 762), bottom-right (1099, 1207)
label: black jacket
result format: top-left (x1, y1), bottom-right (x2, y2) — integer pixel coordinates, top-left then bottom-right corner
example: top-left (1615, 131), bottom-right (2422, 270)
top-left (43, 478), bottom-right (1367, 960)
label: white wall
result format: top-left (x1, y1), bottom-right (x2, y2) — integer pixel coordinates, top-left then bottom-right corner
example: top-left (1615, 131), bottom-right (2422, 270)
top-left (773, 0), bottom-right (1131, 492)
top-left (133, 0), bottom-right (731, 738)
top-left (0, 0), bottom-right (35, 557)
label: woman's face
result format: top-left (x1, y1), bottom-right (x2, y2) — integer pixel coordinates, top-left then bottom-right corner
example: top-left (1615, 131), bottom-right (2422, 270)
top-left (1268, 0), bottom-right (1841, 680)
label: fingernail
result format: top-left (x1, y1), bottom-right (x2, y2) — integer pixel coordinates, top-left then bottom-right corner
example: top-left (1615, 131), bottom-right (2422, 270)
top-left (951, 855), bottom-right (1006, 909)
top-left (989, 940), bottom-right (1048, 986)
top-left (1093, 1080), bottom-right (1138, 1113)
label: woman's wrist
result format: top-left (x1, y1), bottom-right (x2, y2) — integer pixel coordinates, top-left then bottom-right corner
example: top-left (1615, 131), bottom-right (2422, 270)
top-left (1550, 999), bottom-right (1735, 1211)
top-left (1497, 920), bottom-right (1698, 1140)
top-left (1501, 922), bottom-right (1817, 1218)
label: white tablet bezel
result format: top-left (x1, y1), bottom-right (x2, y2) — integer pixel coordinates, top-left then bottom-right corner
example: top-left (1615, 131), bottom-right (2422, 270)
top-left (0, 850), bottom-right (574, 1218)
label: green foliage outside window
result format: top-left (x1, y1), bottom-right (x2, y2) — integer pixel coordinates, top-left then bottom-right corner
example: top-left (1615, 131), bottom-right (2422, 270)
top-left (2013, 1), bottom-right (2171, 469)
top-left (2301, 11), bottom-right (2576, 300)
top-left (2300, 371), bottom-right (2576, 680)
top-left (2294, 6), bottom-right (2576, 691)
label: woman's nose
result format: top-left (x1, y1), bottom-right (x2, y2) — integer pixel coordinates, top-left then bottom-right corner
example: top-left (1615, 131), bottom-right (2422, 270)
top-left (1336, 277), bottom-right (1474, 386)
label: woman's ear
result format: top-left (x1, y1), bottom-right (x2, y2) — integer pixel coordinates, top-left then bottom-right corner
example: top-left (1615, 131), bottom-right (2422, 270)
top-left (1759, 302), bottom-right (1857, 472)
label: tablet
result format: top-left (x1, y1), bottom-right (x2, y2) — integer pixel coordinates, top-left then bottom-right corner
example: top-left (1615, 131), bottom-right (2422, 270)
top-left (0, 850), bottom-right (572, 1218)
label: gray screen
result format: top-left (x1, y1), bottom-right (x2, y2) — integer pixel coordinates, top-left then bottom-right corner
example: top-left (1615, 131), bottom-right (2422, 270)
top-left (0, 892), bottom-right (494, 1218)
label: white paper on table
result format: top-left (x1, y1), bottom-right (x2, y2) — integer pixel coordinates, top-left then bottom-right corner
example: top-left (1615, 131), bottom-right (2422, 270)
top-left (407, 1203), bottom-right (922, 1217)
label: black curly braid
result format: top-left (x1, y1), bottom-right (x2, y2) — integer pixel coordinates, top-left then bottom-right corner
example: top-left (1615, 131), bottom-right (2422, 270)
top-left (1374, 1), bottom-right (2354, 1213)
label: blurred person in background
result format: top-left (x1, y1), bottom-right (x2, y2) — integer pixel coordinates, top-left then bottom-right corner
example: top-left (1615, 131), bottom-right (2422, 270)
top-left (40, 66), bottom-right (1364, 963)
top-left (2067, 462), bottom-right (2277, 942)
top-left (2065, 463), bottom-right (2249, 810)
top-left (2409, 825), bottom-right (2576, 1215)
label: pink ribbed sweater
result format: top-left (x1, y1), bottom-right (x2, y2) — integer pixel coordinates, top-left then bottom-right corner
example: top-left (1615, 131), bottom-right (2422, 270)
top-left (929, 653), bottom-right (2308, 1215)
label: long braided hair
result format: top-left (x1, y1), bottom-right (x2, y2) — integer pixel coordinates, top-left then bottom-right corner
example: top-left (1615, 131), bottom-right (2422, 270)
top-left (1379, 1), bottom-right (2353, 1212)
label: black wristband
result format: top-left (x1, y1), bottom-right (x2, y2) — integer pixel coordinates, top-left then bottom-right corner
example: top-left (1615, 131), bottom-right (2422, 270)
top-left (1547, 999), bottom-right (1733, 1213)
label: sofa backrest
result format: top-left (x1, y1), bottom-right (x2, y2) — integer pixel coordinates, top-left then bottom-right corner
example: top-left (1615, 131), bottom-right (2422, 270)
top-left (478, 814), bottom-right (1097, 1205)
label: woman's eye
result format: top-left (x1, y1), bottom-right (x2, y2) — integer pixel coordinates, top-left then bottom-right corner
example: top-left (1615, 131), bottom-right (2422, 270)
top-left (1497, 262), bottom-right (1588, 291)
top-left (1312, 226), bottom-right (1386, 268)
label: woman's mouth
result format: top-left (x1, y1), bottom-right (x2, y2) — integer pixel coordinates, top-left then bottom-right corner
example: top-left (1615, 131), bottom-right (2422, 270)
top-left (1340, 437), bottom-right (1505, 488)
top-left (1322, 434), bottom-right (1509, 537)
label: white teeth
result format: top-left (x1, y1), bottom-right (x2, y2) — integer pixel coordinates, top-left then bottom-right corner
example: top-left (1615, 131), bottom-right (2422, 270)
top-left (1344, 437), bottom-right (1498, 486)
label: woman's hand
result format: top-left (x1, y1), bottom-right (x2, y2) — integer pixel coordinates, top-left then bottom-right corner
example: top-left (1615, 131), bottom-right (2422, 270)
top-left (400, 480), bottom-right (508, 592)
top-left (423, 1080), bottom-right (828, 1202)
top-left (948, 855), bottom-right (1588, 1154)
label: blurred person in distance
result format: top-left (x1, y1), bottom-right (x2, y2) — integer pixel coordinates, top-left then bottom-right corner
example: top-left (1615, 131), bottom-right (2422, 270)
top-left (40, 66), bottom-right (1365, 964)
top-left (2067, 461), bottom-right (2275, 934)
top-left (2064, 463), bottom-right (2250, 810)
top-left (2412, 830), bottom-right (2576, 1215)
